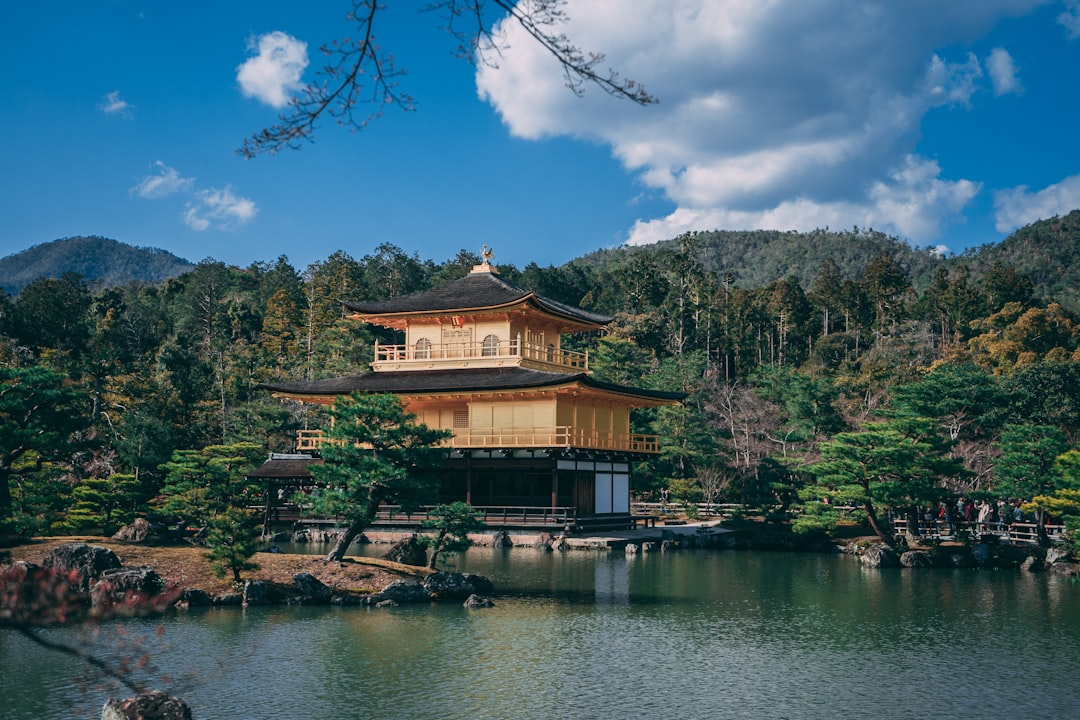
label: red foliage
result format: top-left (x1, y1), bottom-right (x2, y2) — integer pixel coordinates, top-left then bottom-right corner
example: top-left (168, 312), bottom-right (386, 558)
top-left (1, 562), bottom-right (182, 630)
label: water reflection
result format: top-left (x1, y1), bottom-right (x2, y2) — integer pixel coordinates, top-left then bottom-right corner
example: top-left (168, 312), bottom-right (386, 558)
top-left (3, 549), bottom-right (1080, 720)
top-left (594, 556), bottom-right (630, 605)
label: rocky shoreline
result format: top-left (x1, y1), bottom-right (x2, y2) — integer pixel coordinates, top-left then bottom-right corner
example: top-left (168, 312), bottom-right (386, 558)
top-left (843, 537), bottom-right (1080, 574)
top-left (5, 538), bottom-right (497, 612)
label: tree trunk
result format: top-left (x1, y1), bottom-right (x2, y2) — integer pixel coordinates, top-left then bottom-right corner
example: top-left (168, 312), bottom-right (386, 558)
top-left (0, 465), bottom-right (13, 520)
top-left (261, 486), bottom-right (274, 539)
top-left (1034, 508), bottom-right (1051, 548)
top-left (905, 504), bottom-right (922, 546)
top-left (863, 501), bottom-right (896, 548)
top-left (426, 530), bottom-right (447, 569)
top-left (325, 519), bottom-right (367, 562)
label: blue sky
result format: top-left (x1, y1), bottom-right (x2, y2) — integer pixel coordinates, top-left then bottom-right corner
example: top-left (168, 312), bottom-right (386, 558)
top-left (2, 1), bottom-right (1080, 273)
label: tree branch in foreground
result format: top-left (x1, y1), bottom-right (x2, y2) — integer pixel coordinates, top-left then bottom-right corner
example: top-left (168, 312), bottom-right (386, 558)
top-left (239, 0), bottom-right (655, 157)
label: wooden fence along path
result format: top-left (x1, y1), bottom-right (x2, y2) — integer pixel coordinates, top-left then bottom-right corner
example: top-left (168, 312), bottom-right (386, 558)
top-left (889, 518), bottom-right (1066, 546)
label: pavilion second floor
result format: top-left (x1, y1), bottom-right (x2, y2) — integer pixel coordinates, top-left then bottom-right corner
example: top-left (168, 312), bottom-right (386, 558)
top-left (261, 366), bottom-right (684, 457)
top-left (296, 426), bottom-right (661, 454)
top-left (372, 336), bottom-right (588, 373)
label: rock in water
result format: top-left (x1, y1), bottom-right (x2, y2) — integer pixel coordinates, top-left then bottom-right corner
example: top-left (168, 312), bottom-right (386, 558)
top-left (376, 580), bottom-right (431, 604)
top-left (101, 691), bottom-right (192, 720)
top-left (859, 543), bottom-right (900, 568)
top-left (293, 572), bottom-right (332, 601)
top-left (243, 579), bottom-right (270, 606)
top-left (899, 551), bottom-right (933, 568)
top-left (422, 571), bottom-right (494, 600)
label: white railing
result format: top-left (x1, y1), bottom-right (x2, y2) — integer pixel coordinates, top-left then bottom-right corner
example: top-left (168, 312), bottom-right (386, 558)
top-left (297, 427), bottom-right (660, 454)
top-left (374, 338), bottom-right (588, 370)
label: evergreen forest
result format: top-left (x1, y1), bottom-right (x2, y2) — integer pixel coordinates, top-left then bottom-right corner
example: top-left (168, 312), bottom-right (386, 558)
top-left (4, 211), bottom-right (1080, 545)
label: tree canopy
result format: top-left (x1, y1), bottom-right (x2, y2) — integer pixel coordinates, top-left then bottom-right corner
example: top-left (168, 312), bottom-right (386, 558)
top-left (306, 393), bottom-right (450, 561)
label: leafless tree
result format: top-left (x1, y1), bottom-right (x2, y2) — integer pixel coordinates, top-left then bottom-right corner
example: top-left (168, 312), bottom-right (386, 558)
top-left (694, 465), bottom-right (728, 513)
top-left (239, 0), bottom-right (655, 157)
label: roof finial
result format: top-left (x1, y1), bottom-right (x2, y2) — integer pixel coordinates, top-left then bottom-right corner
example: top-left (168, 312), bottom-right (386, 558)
top-left (472, 245), bottom-right (496, 274)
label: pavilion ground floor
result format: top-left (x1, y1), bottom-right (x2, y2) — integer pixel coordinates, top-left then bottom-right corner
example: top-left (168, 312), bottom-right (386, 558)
top-left (254, 448), bottom-right (649, 533)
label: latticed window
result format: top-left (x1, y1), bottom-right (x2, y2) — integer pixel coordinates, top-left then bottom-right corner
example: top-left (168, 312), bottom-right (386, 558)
top-left (482, 334), bottom-right (499, 356)
top-left (415, 337), bottom-right (432, 359)
top-left (452, 409), bottom-right (469, 428)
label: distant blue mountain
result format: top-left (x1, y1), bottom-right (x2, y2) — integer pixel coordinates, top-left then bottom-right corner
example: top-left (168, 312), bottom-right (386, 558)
top-left (0, 236), bottom-right (194, 296)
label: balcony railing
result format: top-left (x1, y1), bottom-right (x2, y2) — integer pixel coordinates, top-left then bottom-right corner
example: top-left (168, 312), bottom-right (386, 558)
top-left (373, 338), bottom-right (588, 371)
top-left (297, 426), bottom-right (660, 454)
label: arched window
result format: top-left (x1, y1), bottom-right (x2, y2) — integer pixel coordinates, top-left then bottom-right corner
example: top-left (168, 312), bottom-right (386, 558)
top-left (415, 337), bottom-right (432, 359)
top-left (482, 334), bottom-right (500, 356)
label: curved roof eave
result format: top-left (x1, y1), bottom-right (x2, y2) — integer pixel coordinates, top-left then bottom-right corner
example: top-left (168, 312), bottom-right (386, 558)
top-left (258, 367), bottom-right (684, 404)
top-left (342, 270), bottom-right (613, 327)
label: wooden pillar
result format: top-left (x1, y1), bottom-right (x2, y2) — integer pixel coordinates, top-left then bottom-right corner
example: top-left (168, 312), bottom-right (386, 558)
top-left (551, 462), bottom-right (558, 511)
top-left (465, 453), bottom-right (472, 504)
top-left (261, 480), bottom-right (274, 539)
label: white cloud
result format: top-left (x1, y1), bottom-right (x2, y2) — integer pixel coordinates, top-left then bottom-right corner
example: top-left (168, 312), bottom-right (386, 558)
top-left (993, 175), bottom-right (1080, 232)
top-left (922, 52), bottom-right (983, 107)
top-left (131, 161), bottom-right (194, 199)
top-left (627, 157), bottom-right (979, 247)
top-left (98, 90), bottom-right (134, 117)
top-left (132, 162), bottom-right (257, 231)
top-left (866, 157), bottom-right (981, 239)
top-left (986, 48), bottom-right (1022, 95)
top-left (184, 186), bottom-right (258, 231)
top-left (476, 0), bottom-right (1047, 247)
top-left (1060, 0), bottom-right (1080, 38)
top-left (236, 31), bottom-right (308, 108)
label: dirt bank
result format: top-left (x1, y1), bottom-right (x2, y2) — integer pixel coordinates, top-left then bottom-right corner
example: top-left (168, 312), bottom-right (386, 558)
top-left (5, 536), bottom-right (428, 599)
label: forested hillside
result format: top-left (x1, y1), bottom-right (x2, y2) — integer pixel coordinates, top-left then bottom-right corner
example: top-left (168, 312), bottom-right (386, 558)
top-left (576, 226), bottom-right (944, 291)
top-left (3, 217), bottom-right (1080, 548)
top-left (956, 210), bottom-right (1080, 311)
top-left (0, 235), bottom-right (193, 296)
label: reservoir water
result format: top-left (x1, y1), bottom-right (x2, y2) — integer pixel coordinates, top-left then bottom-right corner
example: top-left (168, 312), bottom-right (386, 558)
top-left (3, 547), bottom-right (1080, 719)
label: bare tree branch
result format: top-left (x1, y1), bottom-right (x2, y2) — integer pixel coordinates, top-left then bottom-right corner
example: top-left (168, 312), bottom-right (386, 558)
top-left (16, 627), bottom-right (147, 695)
top-left (239, 0), bottom-right (655, 158)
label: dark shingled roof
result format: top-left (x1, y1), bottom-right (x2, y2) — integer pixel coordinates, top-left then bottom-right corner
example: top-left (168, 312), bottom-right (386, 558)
top-left (343, 270), bottom-right (613, 326)
top-left (247, 457), bottom-right (323, 479)
top-left (259, 367), bottom-right (684, 402)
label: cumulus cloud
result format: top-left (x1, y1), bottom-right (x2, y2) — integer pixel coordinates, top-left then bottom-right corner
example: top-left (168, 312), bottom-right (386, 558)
top-left (131, 161), bottom-right (194, 199)
top-left (236, 31), bottom-right (308, 108)
top-left (132, 162), bottom-right (257, 231)
top-left (98, 90), bottom-right (134, 117)
top-left (993, 175), bottom-right (1080, 232)
top-left (184, 186), bottom-right (258, 231)
top-left (986, 48), bottom-right (1022, 95)
top-left (475, 0), bottom-right (1046, 247)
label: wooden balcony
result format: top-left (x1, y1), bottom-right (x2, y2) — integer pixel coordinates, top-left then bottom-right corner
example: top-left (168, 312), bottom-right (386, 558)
top-left (372, 338), bottom-right (588, 372)
top-left (297, 427), bottom-right (661, 454)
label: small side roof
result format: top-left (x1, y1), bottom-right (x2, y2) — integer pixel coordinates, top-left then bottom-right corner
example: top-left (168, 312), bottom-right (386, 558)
top-left (247, 455), bottom-right (323, 479)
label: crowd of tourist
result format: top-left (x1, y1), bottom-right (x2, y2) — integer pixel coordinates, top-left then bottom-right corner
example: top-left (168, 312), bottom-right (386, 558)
top-left (893, 497), bottom-right (1053, 539)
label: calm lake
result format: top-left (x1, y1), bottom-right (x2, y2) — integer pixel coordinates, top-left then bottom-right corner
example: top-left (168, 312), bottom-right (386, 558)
top-left (3, 546), bottom-right (1080, 720)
